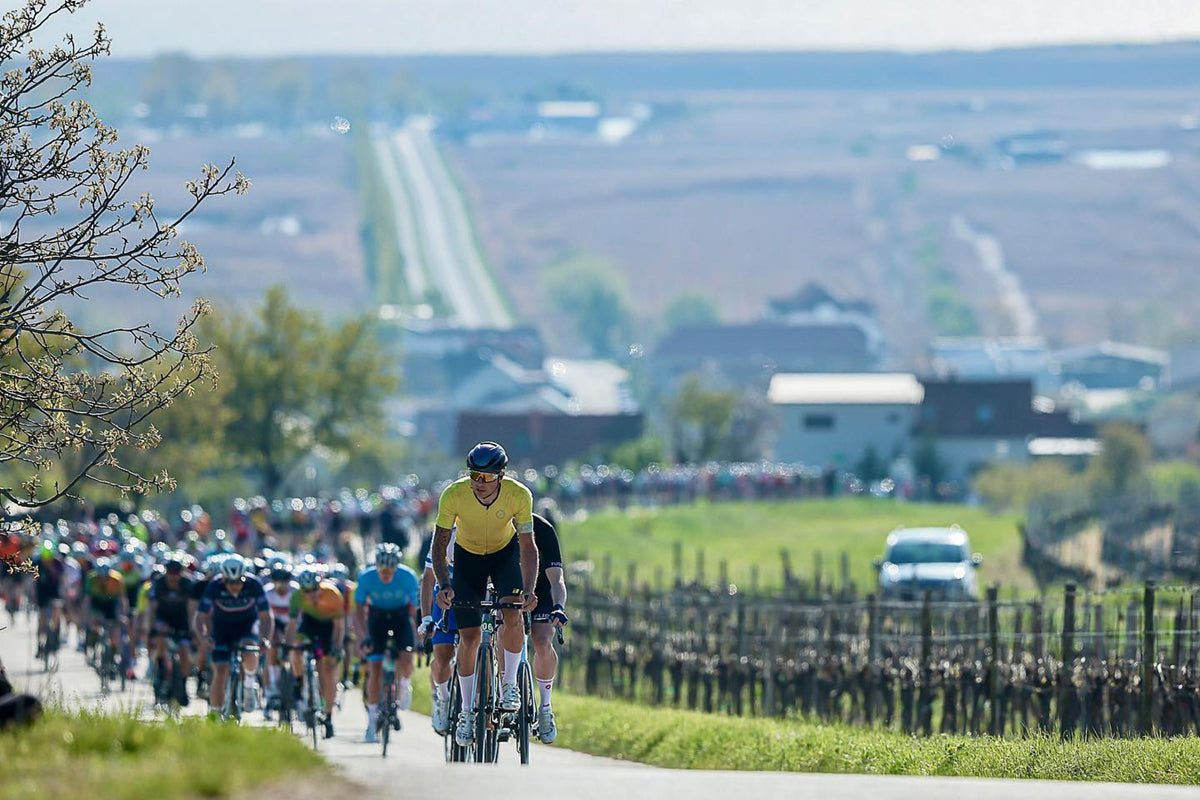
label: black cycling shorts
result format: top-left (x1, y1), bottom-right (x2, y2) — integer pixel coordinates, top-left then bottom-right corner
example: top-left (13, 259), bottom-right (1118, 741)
top-left (91, 597), bottom-right (119, 622)
top-left (451, 538), bottom-right (523, 629)
top-left (297, 615), bottom-right (336, 657)
top-left (367, 607), bottom-right (414, 661)
top-left (152, 618), bottom-right (192, 645)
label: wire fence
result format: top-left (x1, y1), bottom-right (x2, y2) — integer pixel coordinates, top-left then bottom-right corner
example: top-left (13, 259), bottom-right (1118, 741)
top-left (556, 571), bottom-right (1200, 738)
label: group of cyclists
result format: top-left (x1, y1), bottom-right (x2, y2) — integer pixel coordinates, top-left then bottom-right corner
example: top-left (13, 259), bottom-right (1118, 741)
top-left (1, 440), bottom-right (568, 752)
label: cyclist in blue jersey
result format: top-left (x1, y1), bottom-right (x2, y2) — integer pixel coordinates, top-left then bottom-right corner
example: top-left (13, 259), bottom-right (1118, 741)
top-left (194, 554), bottom-right (273, 715)
top-left (354, 542), bottom-right (420, 743)
top-left (417, 527), bottom-right (457, 734)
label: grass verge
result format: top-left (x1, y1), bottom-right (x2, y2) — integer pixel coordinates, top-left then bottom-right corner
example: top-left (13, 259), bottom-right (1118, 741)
top-left (410, 667), bottom-right (1200, 782)
top-left (551, 693), bottom-right (1200, 783)
top-left (0, 710), bottom-right (325, 800)
top-left (563, 497), bottom-right (1031, 592)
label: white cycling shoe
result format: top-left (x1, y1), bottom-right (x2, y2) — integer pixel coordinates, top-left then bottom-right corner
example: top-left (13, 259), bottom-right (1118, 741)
top-left (432, 694), bottom-right (452, 734)
top-left (500, 683), bottom-right (520, 711)
top-left (538, 706), bottom-right (557, 744)
top-left (455, 710), bottom-right (474, 746)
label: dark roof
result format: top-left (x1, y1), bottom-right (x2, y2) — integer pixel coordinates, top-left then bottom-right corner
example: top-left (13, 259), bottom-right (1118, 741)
top-left (455, 412), bottom-right (643, 466)
top-left (1169, 342), bottom-right (1200, 391)
top-left (1032, 410), bottom-right (1095, 439)
top-left (915, 378), bottom-right (1035, 438)
top-left (655, 322), bottom-right (871, 362)
top-left (767, 282), bottom-right (875, 316)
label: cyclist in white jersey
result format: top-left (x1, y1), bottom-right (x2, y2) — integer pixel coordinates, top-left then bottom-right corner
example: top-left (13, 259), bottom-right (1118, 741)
top-left (263, 560), bottom-right (298, 709)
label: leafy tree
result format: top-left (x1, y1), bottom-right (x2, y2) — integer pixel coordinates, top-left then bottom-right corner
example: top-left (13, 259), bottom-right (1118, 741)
top-left (201, 287), bottom-right (396, 497)
top-left (0, 1), bottom-right (247, 510)
top-left (543, 254), bottom-right (633, 358)
top-left (1087, 423), bottom-right (1150, 497)
top-left (671, 375), bottom-right (737, 462)
top-left (603, 435), bottom-right (666, 472)
top-left (662, 292), bottom-right (719, 333)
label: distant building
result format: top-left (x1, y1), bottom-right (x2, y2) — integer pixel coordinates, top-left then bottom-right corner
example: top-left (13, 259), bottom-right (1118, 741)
top-left (915, 378), bottom-right (1095, 481)
top-left (654, 322), bottom-right (879, 390)
top-left (764, 282), bottom-right (885, 356)
top-left (455, 412), bottom-right (643, 466)
top-left (769, 373), bottom-right (924, 467)
top-left (1049, 341), bottom-right (1168, 391)
top-left (1167, 342), bottom-right (1200, 392)
top-left (929, 337), bottom-right (1053, 391)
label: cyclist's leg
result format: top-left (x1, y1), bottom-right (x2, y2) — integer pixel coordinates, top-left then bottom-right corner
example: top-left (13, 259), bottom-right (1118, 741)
top-left (531, 620), bottom-right (557, 705)
top-left (209, 622), bottom-right (237, 711)
top-left (489, 540), bottom-right (526, 688)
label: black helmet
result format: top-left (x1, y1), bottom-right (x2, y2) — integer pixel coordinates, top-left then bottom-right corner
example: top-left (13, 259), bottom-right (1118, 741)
top-left (466, 441), bottom-right (508, 474)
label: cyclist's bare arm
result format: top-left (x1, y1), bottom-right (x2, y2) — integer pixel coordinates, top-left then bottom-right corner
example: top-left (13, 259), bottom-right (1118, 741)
top-left (545, 566), bottom-right (567, 607)
top-left (431, 526), bottom-right (453, 604)
top-left (518, 531), bottom-right (539, 609)
top-left (419, 566), bottom-right (434, 619)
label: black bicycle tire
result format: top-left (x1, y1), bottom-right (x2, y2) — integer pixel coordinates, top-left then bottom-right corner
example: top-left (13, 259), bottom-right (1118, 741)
top-left (308, 657), bottom-right (319, 750)
top-left (381, 677), bottom-right (394, 757)
top-left (517, 661), bottom-right (532, 765)
top-left (472, 643), bottom-right (491, 763)
top-left (445, 677), bottom-right (461, 762)
top-left (277, 665), bottom-right (294, 731)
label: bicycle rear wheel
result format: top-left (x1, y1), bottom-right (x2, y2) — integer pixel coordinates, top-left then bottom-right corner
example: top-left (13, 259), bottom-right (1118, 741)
top-left (445, 678), bottom-right (466, 762)
top-left (516, 661), bottom-right (532, 765)
top-left (277, 666), bottom-right (294, 732)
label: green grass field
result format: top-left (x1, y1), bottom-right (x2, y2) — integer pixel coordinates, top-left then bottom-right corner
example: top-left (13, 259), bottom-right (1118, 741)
top-left (410, 670), bottom-right (1199, 783)
top-left (0, 711), bottom-right (325, 800)
top-left (559, 498), bottom-right (1031, 592)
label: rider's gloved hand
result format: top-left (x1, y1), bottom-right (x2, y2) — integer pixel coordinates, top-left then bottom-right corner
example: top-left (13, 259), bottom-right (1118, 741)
top-left (549, 603), bottom-right (569, 626)
top-left (416, 615), bottom-right (434, 640)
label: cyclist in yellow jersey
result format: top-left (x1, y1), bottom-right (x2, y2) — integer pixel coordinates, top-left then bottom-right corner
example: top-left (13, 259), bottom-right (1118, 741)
top-left (431, 441), bottom-right (539, 748)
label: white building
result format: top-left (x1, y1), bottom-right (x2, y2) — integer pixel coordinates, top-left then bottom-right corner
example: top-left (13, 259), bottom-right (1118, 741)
top-left (768, 373), bottom-right (924, 467)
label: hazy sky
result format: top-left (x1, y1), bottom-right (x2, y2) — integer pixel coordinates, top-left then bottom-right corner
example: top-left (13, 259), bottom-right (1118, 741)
top-left (28, 0), bottom-right (1200, 58)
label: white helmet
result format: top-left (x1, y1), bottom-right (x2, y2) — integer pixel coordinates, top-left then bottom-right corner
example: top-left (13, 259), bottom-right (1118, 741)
top-left (220, 553), bottom-right (246, 581)
top-left (296, 568), bottom-right (321, 591)
top-left (375, 542), bottom-right (401, 569)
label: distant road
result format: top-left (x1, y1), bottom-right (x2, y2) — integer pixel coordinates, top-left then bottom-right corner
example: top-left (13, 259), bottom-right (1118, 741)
top-left (952, 214), bottom-right (1039, 338)
top-left (3, 613), bottom-right (1195, 799)
top-left (375, 118), bottom-right (513, 328)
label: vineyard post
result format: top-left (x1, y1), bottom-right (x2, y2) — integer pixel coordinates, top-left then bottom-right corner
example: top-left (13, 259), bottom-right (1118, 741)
top-left (1061, 583), bottom-right (1076, 738)
top-left (1141, 580), bottom-right (1155, 736)
top-left (672, 541), bottom-right (683, 588)
top-left (987, 584), bottom-right (1000, 736)
top-left (920, 590), bottom-right (933, 674)
top-left (867, 592), bottom-right (879, 662)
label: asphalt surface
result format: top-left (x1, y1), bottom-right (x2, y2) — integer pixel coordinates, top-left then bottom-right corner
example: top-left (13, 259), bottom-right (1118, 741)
top-left (377, 118), bottom-right (513, 329)
top-left (3, 610), bottom-right (1197, 799)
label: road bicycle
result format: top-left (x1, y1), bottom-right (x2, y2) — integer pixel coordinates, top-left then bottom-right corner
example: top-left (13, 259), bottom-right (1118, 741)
top-left (378, 641), bottom-right (404, 756)
top-left (223, 640), bottom-right (261, 722)
top-left (296, 641), bottom-right (323, 749)
top-left (38, 610), bottom-right (61, 673)
top-left (443, 672), bottom-right (468, 762)
top-left (152, 635), bottom-right (188, 710)
top-left (96, 620), bottom-right (125, 695)
top-left (442, 598), bottom-right (533, 764)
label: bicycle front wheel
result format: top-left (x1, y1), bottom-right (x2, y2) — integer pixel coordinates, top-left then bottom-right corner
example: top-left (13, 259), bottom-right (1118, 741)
top-left (472, 646), bottom-right (492, 764)
top-left (516, 661), bottom-right (532, 765)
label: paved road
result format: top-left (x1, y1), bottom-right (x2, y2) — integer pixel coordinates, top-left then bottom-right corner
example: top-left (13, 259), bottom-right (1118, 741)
top-left (3, 611), bottom-right (1195, 799)
top-left (376, 118), bottom-right (513, 328)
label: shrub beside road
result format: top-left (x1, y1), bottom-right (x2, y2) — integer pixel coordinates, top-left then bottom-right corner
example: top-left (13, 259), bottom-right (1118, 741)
top-left (563, 498), bottom-right (1031, 592)
top-left (0, 710), bottom-right (325, 800)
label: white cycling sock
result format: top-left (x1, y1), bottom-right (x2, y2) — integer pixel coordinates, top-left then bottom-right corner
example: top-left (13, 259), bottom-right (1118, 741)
top-left (458, 674), bottom-right (476, 712)
top-left (434, 680), bottom-right (450, 701)
top-left (537, 678), bottom-right (554, 709)
top-left (502, 649), bottom-right (521, 686)
top-left (399, 676), bottom-right (411, 694)
top-left (267, 664), bottom-right (280, 691)
top-left (367, 703), bottom-right (378, 724)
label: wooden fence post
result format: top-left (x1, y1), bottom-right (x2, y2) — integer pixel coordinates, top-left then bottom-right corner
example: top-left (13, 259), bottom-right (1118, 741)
top-left (672, 541), bottom-right (683, 589)
top-left (1141, 580), bottom-right (1156, 736)
top-left (696, 547), bottom-right (706, 587)
top-left (867, 592), bottom-right (879, 663)
top-left (1061, 583), bottom-right (1076, 739)
top-left (921, 590), bottom-right (933, 672)
top-left (987, 585), bottom-right (1000, 736)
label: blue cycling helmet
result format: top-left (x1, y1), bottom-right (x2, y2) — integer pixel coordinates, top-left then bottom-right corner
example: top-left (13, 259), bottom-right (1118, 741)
top-left (466, 441), bottom-right (508, 473)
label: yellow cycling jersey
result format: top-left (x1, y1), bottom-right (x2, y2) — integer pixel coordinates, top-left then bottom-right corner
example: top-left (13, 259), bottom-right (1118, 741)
top-left (435, 476), bottom-right (534, 556)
